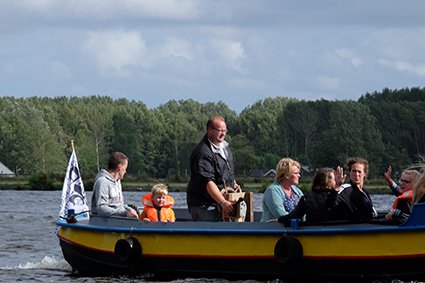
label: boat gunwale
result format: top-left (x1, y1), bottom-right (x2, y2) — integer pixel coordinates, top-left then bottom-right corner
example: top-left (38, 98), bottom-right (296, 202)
top-left (56, 217), bottom-right (425, 235)
top-left (56, 204), bottom-right (425, 235)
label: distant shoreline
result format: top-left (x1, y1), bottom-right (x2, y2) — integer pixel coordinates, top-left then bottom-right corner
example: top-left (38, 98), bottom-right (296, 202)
top-left (0, 179), bottom-right (390, 194)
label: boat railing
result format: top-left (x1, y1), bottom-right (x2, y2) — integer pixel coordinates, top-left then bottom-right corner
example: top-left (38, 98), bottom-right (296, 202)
top-left (76, 204), bottom-right (425, 228)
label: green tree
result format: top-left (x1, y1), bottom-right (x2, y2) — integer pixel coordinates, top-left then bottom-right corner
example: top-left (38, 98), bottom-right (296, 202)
top-left (359, 88), bottom-right (425, 170)
top-left (311, 101), bottom-right (385, 176)
top-left (230, 134), bottom-right (259, 176)
top-left (0, 98), bottom-right (64, 175)
top-left (277, 101), bottom-right (318, 165)
top-left (237, 97), bottom-right (293, 159)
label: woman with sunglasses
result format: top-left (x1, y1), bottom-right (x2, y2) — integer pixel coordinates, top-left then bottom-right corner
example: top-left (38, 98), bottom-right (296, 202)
top-left (384, 165), bottom-right (420, 222)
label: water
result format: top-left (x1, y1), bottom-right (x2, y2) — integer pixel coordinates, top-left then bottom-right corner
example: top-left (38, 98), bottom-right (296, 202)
top-left (0, 190), bottom-right (406, 283)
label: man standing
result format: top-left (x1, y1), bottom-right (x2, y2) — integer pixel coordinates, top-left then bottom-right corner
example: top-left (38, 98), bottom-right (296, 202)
top-left (91, 151), bottom-right (138, 218)
top-left (186, 116), bottom-right (238, 221)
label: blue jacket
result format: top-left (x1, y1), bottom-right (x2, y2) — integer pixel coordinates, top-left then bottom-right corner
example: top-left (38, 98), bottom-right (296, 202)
top-left (261, 180), bottom-right (304, 222)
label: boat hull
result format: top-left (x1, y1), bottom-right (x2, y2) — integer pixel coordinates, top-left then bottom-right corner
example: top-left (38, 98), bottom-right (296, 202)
top-left (59, 237), bottom-right (425, 280)
top-left (57, 204), bottom-right (425, 280)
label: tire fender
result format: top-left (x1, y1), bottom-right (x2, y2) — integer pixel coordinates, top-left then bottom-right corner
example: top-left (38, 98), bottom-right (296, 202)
top-left (114, 237), bottom-right (142, 263)
top-left (274, 235), bottom-right (303, 264)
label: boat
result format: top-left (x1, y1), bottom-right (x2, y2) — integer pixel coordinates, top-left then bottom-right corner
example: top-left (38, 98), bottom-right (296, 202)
top-left (56, 203), bottom-right (425, 281)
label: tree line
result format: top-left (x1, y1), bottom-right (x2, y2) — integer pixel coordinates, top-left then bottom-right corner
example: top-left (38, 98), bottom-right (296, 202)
top-left (1, 87), bottom-right (424, 180)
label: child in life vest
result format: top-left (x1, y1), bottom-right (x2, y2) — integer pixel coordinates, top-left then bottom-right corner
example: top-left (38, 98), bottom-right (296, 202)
top-left (139, 183), bottom-right (176, 222)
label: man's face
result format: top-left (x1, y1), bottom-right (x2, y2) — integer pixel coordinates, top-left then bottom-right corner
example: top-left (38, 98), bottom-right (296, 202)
top-left (208, 119), bottom-right (227, 145)
top-left (117, 159), bottom-right (128, 180)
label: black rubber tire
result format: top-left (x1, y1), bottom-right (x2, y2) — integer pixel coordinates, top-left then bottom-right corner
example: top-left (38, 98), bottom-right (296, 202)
top-left (114, 237), bottom-right (142, 263)
top-left (274, 235), bottom-right (303, 264)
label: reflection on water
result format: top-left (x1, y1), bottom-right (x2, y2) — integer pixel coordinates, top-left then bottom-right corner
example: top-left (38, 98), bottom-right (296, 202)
top-left (0, 190), bottom-right (405, 283)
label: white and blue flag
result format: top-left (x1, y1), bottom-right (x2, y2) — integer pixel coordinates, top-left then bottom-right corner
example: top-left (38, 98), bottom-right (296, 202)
top-left (59, 148), bottom-right (90, 220)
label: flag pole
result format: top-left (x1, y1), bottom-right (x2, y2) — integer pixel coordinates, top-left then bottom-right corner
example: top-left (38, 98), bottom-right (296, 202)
top-left (71, 139), bottom-right (75, 152)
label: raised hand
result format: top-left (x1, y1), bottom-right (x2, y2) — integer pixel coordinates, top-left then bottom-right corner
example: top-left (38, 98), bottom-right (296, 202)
top-left (384, 165), bottom-right (392, 182)
top-left (335, 165), bottom-right (346, 187)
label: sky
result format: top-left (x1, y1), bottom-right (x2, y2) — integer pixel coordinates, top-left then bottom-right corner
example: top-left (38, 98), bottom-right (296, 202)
top-left (1, 1), bottom-right (425, 113)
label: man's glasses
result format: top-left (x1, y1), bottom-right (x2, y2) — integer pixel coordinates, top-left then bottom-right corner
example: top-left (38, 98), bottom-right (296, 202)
top-left (212, 127), bottom-right (228, 133)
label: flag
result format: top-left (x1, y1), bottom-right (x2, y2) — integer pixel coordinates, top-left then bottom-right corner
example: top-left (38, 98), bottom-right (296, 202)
top-left (59, 148), bottom-right (90, 220)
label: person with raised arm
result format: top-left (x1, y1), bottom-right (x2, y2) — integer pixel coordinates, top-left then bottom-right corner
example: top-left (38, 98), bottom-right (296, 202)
top-left (334, 157), bottom-right (377, 222)
top-left (384, 165), bottom-right (420, 222)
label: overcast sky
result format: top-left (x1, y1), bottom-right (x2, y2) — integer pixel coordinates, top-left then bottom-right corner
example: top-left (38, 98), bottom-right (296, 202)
top-left (1, 1), bottom-right (425, 113)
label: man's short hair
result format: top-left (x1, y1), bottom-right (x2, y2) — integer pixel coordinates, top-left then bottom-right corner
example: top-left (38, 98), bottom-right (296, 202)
top-left (207, 115), bottom-right (225, 130)
top-left (108, 151), bottom-right (128, 170)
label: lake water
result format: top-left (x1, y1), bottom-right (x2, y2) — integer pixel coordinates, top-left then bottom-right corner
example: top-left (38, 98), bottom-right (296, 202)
top-left (0, 190), bottom-right (412, 283)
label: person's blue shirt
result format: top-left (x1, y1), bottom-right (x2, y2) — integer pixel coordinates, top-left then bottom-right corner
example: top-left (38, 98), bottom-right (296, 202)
top-left (261, 180), bottom-right (303, 222)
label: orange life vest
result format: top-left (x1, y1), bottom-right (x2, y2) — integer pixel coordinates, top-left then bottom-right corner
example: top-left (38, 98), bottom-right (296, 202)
top-left (139, 193), bottom-right (176, 222)
top-left (392, 189), bottom-right (413, 209)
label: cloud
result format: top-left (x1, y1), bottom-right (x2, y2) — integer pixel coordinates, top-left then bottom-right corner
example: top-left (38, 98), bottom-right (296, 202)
top-left (82, 30), bottom-right (148, 74)
top-left (4, 0), bottom-right (200, 22)
top-left (81, 28), bottom-right (248, 81)
top-left (1, 1), bottom-right (425, 114)
top-left (210, 39), bottom-right (246, 73)
top-left (334, 49), bottom-right (364, 67)
top-left (160, 38), bottom-right (195, 61)
top-left (379, 60), bottom-right (425, 77)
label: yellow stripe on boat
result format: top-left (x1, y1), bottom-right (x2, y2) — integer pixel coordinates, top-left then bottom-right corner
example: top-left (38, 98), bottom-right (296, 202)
top-left (299, 231), bottom-right (425, 258)
top-left (58, 227), bottom-right (278, 257)
top-left (58, 225), bottom-right (425, 259)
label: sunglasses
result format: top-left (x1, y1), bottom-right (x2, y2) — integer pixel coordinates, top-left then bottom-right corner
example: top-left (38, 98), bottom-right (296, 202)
top-left (399, 179), bottom-right (411, 185)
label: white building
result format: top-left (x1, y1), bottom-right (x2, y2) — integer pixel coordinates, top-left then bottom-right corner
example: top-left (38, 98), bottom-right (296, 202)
top-left (0, 161), bottom-right (15, 177)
